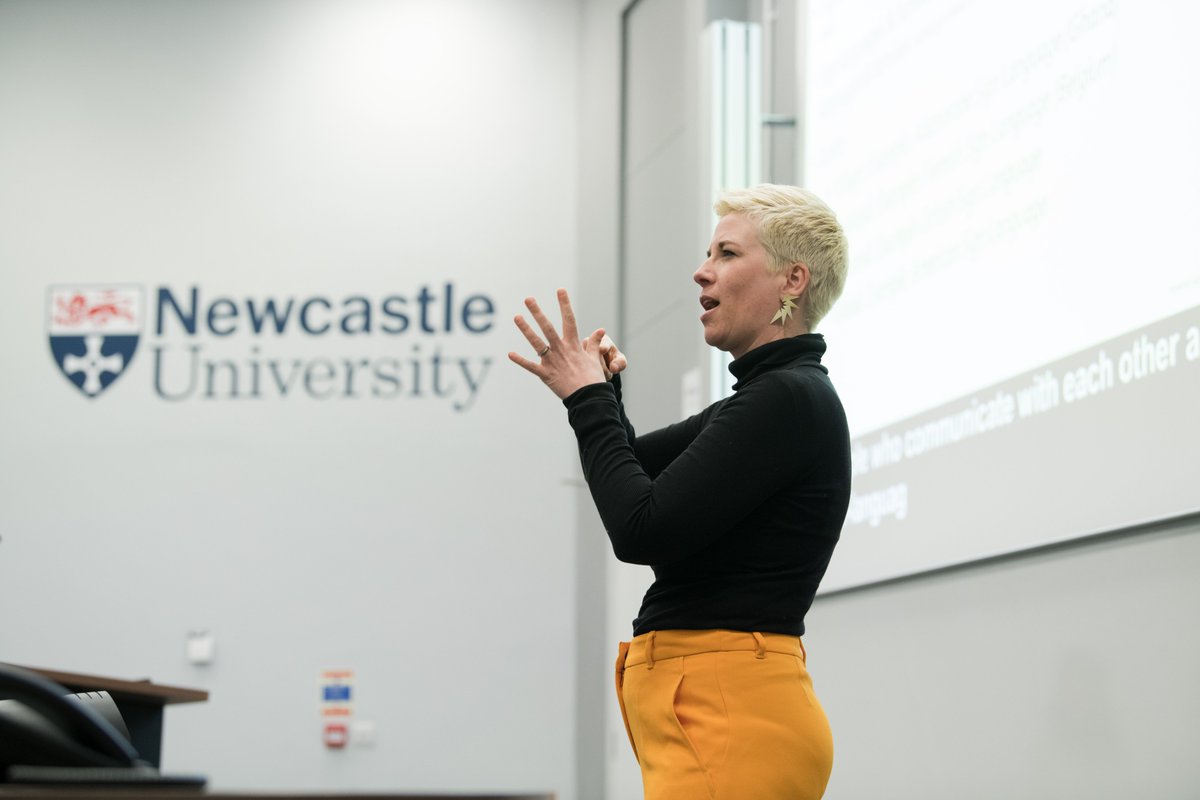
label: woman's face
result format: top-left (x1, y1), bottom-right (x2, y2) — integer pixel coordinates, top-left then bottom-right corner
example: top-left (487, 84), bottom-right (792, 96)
top-left (694, 213), bottom-right (788, 359)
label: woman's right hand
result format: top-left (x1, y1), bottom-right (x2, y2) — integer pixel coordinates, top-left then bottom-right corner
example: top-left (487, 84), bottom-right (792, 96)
top-left (598, 334), bottom-right (627, 381)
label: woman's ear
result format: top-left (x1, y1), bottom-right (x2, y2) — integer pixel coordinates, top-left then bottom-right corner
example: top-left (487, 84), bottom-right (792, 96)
top-left (784, 262), bottom-right (811, 296)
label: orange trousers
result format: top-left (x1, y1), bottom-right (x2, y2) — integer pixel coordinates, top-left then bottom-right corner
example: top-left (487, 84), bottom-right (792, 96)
top-left (615, 629), bottom-right (833, 800)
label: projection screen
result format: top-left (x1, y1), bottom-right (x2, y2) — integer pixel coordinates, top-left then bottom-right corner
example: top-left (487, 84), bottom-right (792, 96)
top-left (803, 0), bottom-right (1200, 591)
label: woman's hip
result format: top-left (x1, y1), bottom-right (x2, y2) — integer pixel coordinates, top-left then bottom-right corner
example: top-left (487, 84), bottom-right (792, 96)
top-left (615, 629), bottom-right (834, 800)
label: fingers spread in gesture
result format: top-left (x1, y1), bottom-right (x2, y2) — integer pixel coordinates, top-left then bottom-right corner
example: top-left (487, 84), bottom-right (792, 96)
top-left (508, 289), bottom-right (608, 399)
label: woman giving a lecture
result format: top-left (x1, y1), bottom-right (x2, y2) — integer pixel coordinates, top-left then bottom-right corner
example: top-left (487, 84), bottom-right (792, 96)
top-left (510, 184), bottom-right (851, 800)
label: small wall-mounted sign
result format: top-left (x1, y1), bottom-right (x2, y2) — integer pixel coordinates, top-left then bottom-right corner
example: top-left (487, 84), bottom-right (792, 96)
top-left (320, 668), bottom-right (354, 748)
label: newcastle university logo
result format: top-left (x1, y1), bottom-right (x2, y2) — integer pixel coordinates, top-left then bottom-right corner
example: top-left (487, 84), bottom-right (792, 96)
top-left (47, 286), bottom-right (144, 398)
top-left (41, 281), bottom-right (496, 408)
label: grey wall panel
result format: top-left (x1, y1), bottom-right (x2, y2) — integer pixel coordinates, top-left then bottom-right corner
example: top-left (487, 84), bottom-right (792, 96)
top-left (608, 1), bottom-right (711, 797)
top-left (624, 0), bottom-right (690, 171)
top-left (624, 301), bottom-right (705, 433)
top-left (623, 138), bottom-right (701, 342)
top-left (809, 518), bottom-right (1200, 800)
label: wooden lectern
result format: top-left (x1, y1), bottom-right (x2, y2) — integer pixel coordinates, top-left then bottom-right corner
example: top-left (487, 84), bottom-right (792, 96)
top-left (0, 665), bottom-right (556, 798)
top-left (1, 664), bottom-right (207, 769)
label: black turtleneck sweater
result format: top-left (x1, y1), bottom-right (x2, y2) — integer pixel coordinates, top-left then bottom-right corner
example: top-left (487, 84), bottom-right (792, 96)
top-left (563, 335), bottom-right (851, 636)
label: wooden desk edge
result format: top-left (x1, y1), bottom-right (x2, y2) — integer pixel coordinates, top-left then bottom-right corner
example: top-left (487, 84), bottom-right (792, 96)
top-left (2, 664), bottom-right (209, 705)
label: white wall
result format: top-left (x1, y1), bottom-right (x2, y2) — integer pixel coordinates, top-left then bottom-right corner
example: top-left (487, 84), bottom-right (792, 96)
top-left (0, 0), bottom-right (583, 794)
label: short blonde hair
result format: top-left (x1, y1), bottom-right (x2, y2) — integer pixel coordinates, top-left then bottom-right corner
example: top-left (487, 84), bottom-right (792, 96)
top-left (714, 184), bottom-right (848, 329)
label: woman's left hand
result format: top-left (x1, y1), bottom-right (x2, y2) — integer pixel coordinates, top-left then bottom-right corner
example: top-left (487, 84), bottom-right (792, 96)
top-left (509, 289), bottom-right (608, 399)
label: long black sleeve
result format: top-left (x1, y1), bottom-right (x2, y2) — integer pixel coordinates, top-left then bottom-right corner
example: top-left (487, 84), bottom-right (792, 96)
top-left (562, 335), bottom-right (851, 636)
top-left (567, 373), bottom-right (822, 564)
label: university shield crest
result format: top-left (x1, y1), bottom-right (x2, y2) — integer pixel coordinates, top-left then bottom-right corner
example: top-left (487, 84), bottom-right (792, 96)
top-left (47, 286), bottom-right (144, 398)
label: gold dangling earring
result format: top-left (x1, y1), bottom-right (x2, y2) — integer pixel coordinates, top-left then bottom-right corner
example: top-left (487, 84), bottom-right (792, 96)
top-left (771, 295), bottom-right (800, 325)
